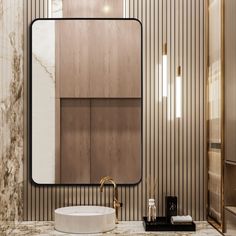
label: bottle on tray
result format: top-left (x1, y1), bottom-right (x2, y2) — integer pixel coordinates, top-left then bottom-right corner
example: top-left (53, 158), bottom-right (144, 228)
top-left (148, 198), bottom-right (157, 222)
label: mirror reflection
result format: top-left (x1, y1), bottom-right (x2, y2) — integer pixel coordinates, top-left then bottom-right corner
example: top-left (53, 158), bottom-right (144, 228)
top-left (31, 19), bottom-right (142, 184)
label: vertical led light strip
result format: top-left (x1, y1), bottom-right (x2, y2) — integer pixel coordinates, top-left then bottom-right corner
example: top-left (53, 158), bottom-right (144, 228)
top-left (123, 0), bottom-right (126, 18)
top-left (176, 66), bottom-right (182, 118)
top-left (162, 43), bottom-right (168, 97)
top-left (176, 0), bottom-right (181, 119)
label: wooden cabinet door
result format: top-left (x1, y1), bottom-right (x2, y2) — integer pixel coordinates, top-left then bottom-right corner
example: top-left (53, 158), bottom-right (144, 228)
top-left (56, 20), bottom-right (141, 98)
top-left (60, 99), bottom-right (91, 184)
top-left (90, 99), bottom-right (142, 184)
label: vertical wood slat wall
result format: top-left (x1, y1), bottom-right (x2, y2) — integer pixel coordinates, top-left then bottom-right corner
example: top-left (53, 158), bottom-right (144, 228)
top-left (24, 0), bottom-right (206, 221)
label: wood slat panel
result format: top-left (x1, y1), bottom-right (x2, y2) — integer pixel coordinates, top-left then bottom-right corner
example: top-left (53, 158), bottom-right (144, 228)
top-left (60, 99), bottom-right (91, 184)
top-left (90, 99), bottom-right (142, 184)
top-left (24, 0), bottom-right (206, 221)
top-left (56, 20), bottom-right (141, 98)
top-left (63, 0), bottom-right (123, 18)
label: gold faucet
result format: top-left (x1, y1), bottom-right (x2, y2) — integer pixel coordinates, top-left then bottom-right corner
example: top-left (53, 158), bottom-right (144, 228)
top-left (100, 176), bottom-right (122, 224)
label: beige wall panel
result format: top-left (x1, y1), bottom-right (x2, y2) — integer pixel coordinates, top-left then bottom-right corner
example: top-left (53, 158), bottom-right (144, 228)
top-left (225, 0), bottom-right (236, 163)
top-left (224, 0), bottom-right (236, 231)
top-left (63, 0), bottom-right (123, 18)
top-left (56, 20), bottom-right (141, 98)
top-left (90, 99), bottom-right (142, 184)
top-left (60, 99), bottom-right (91, 184)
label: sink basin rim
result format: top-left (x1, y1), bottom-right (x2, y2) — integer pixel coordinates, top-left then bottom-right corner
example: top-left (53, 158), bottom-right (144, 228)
top-left (54, 206), bottom-right (116, 234)
top-left (55, 205), bottom-right (115, 216)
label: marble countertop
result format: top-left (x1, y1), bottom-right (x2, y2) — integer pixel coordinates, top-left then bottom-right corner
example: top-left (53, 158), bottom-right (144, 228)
top-left (0, 221), bottom-right (222, 236)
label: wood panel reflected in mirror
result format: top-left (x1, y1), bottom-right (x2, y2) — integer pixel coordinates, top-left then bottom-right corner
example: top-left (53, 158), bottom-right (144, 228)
top-left (31, 19), bottom-right (142, 184)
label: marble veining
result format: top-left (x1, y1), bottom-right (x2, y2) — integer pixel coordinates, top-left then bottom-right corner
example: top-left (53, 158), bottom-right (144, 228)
top-left (52, 0), bottom-right (63, 17)
top-left (0, 221), bottom-right (20, 236)
top-left (4, 221), bottom-right (221, 236)
top-left (32, 19), bottom-right (56, 184)
top-left (32, 53), bottom-right (54, 80)
top-left (0, 0), bottom-right (24, 221)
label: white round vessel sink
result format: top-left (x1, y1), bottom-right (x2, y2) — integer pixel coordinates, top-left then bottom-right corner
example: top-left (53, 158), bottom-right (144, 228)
top-left (54, 206), bottom-right (116, 234)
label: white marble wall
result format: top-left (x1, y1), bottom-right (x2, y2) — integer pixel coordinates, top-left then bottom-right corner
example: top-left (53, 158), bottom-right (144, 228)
top-left (32, 20), bottom-right (56, 184)
top-left (31, 0), bottom-right (61, 184)
top-left (0, 0), bottom-right (24, 221)
top-left (52, 0), bottom-right (63, 17)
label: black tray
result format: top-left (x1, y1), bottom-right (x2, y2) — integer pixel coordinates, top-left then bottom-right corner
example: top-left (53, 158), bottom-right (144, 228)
top-left (143, 217), bottom-right (196, 231)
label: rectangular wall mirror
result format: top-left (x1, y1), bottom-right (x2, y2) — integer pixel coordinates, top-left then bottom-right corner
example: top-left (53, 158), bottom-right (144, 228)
top-left (30, 19), bottom-right (142, 185)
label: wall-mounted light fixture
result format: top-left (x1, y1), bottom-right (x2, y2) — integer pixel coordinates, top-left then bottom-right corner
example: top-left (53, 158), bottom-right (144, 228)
top-left (176, 66), bottom-right (182, 118)
top-left (162, 43), bottom-right (168, 97)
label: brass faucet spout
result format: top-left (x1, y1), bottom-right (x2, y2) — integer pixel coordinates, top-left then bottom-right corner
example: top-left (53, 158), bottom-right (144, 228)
top-left (99, 176), bottom-right (122, 224)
